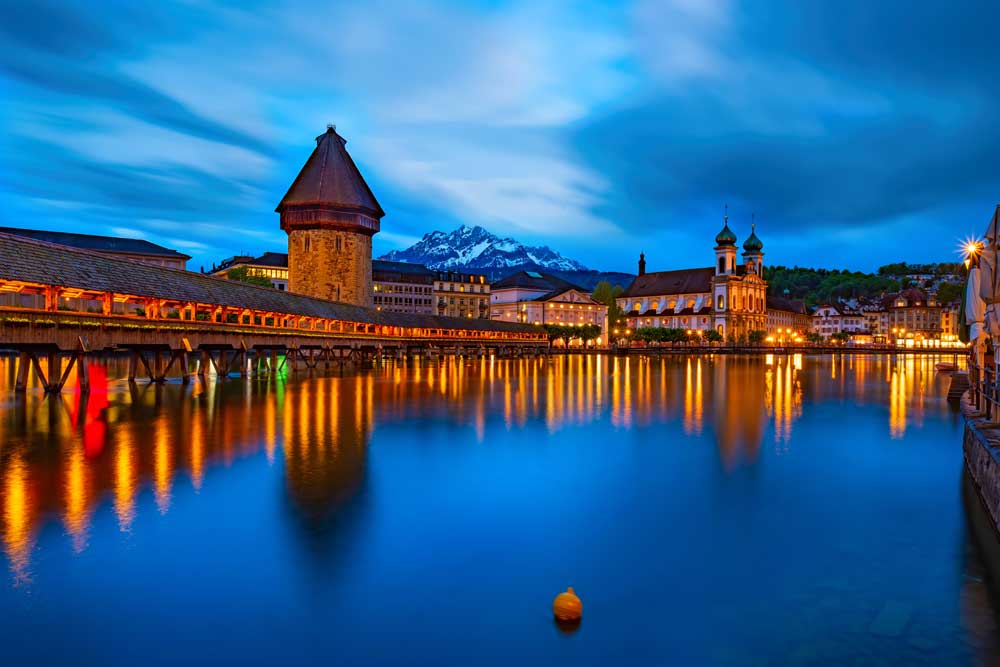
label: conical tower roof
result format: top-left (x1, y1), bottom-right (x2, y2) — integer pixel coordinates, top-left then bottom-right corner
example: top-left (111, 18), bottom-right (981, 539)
top-left (276, 125), bottom-right (384, 218)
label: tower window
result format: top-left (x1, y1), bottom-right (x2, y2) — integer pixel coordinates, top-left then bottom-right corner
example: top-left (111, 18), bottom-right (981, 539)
top-left (718, 257), bottom-right (725, 273)
top-left (303, 236), bottom-right (311, 252)
top-left (336, 236), bottom-right (342, 251)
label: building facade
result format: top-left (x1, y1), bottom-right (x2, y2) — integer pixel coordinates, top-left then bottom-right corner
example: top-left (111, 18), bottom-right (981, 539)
top-left (434, 270), bottom-right (490, 318)
top-left (766, 295), bottom-right (811, 335)
top-left (491, 271), bottom-right (607, 340)
top-left (812, 305), bottom-right (866, 338)
top-left (278, 125), bottom-right (384, 307)
top-left (373, 260), bottom-right (435, 315)
top-left (940, 301), bottom-right (961, 341)
top-left (617, 216), bottom-right (767, 339)
top-left (207, 252), bottom-right (289, 290)
top-left (881, 288), bottom-right (943, 340)
top-left (0, 227), bottom-right (190, 270)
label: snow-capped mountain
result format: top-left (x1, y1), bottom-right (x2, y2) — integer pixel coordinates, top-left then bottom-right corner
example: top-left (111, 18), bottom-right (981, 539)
top-left (379, 225), bottom-right (588, 272)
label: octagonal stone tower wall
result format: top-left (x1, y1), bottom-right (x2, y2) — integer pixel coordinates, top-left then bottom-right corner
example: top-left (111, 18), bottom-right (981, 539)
top-left (277, 126), bottom-right (384, 308)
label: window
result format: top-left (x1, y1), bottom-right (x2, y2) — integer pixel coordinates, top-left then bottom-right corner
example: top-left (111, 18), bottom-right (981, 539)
top-left (717, 295), bottom-right (724, 310)
top-left (336, 236), bottom-right (342, 251)
top-left (303, 235), bottom-right (311, 252)
top-left (718, 257), bottom-right (725, 273)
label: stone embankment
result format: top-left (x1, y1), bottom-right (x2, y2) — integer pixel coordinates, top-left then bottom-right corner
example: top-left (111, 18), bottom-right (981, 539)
top-left (962, 390), bottom-right (1000, 536)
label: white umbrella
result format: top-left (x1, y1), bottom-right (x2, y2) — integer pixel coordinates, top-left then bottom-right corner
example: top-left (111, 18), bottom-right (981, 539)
top-left (980, 205), bottom-right (1000, 337)
top-left (967, 265), bottom-right (987, 370)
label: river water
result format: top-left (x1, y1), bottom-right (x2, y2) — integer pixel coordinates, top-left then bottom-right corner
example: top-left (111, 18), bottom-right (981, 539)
top-left (0, 353), bottom-right (996, 665)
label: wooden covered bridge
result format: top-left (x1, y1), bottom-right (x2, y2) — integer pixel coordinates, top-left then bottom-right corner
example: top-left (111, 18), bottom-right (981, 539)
top-left (0, 233), bottom-right (548, 393)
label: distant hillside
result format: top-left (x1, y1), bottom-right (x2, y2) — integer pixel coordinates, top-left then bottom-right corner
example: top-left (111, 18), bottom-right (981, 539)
top-left (765, 264), bottom-right (966, 307)
top-left (542, 269), bottom-right (635, 292)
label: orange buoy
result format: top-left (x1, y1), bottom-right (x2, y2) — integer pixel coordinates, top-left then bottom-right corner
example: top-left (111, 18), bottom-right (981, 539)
top-left (553, 587), bottom-right (583, 621)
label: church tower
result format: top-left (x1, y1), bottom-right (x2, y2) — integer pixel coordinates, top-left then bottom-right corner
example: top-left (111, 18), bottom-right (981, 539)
top-left (712, 208), bottom-right (739, 336)
top-left (713, 209), bottom-right (737, 276)
top-left (277, 125), bottom-right (385, 307)
top-left (742, 222), bottom-right (764, 275)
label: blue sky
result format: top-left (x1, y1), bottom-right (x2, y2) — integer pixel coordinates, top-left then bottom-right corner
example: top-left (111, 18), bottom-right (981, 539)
top-left (1, 0), bottom-right (996, 274)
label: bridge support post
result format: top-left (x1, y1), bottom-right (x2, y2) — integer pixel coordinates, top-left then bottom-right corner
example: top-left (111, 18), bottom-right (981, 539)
top-left (179, 352), bottom-right (191, 385)
top-left (15, 351), bottom-right (30, 392)
top-left (153, 350), bottom-right (164, 383)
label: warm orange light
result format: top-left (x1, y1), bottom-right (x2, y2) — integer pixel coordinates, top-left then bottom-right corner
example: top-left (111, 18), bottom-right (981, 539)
top-left (962, 238), bottom-right (984, 258)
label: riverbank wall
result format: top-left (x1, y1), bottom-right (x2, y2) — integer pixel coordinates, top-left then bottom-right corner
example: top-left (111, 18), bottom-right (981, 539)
top-left (962, 393), bottom-right (1000, 537)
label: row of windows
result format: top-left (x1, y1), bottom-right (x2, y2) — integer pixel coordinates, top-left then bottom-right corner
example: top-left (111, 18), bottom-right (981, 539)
top-left (246, 268), bottom-right (287, 279)
top-left (435, 275), bottom-right (487, 285)
top-left (375, 284), bottom-right (432, 294)
top-left (436, 282), bottom-right (489, 293)
top-left (375, 296), bottom-right (433, 306)
top-left (443, 297), bottom-right (488, 306)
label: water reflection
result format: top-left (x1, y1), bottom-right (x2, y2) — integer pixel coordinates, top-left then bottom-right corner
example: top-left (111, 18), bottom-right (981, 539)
top-left (0, 352), bottom-right (962, 585)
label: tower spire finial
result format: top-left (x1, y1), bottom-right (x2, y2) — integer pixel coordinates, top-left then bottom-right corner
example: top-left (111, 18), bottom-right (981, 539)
top-left (751, 211), bottom-right (755, 232)
top-left (724, 203), bottom-right (728, 223)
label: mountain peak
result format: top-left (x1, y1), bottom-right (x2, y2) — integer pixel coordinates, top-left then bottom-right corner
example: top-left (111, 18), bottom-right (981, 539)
top-left (379, 225), bottom-right (588, 273)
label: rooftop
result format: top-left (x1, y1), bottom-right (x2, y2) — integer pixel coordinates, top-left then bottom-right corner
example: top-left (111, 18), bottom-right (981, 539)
top-left (620, 267), bottom-right (715, 298)
top-left (492, 271), bottom-right (584, 293)
top-left (373, 260), bottom-right (434, 276)
top-left (276, 126), bottom-right (384, 218)
top-left (766, 295), bottom-right (807, 315)
top-left (0, 226), bottom-right (191, 260)
top-left (208, 252), bottom-right (289, 274)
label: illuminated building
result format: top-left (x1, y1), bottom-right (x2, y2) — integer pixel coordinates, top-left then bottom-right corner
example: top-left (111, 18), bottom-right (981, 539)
top-left (812, 305), bottom-right (866, 338)
top-left (617, 214), bottom-right (767, 338)
top-left (372, 260), bottom-right (435, 314)
top-left (491, 271), bottom-right (607, 340)
top-left (880, 288), bottom-right (944, 340)
top-left (766, 294), bottom-right (811, 335)
top-left (206, 252), bottom-right (290, 290)
top-left (434, 270), bottom-right (491, 319)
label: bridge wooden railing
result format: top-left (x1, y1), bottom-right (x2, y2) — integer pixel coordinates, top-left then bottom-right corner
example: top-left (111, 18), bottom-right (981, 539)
top-left (0, 277), bottom-right (546, 344)
top-left (0, 275), bottom-right (549, 394)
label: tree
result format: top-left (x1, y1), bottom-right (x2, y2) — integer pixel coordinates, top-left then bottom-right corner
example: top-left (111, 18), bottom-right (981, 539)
top-left (543, 324), bottom-right (601, 346)
top-left (831, 331), bottom-right (851, 343)
top-left (935, 281), bottom-right (963, 304)
top-left (592, 281), bottom-right (627, 332)
top-left (805, 332), bottom-right (823, 344)
top-left (704, 329), bottom-right (723, 343)
top-left (577, 324), bottom-right (602, 343)
top-left (748, 330), bottom-right (766, 346)
top-left (227, 266), bottom-right (273, 288)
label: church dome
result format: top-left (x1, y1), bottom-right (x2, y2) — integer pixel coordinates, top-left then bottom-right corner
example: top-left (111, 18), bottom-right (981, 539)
top-left (715, 221), bottom-right (737, 247)
top-left (743, 225), bottom-right (763, 252)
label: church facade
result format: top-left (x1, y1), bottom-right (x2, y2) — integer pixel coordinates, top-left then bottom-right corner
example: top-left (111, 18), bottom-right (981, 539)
top-left (617, 215), bottom-right (767, 339)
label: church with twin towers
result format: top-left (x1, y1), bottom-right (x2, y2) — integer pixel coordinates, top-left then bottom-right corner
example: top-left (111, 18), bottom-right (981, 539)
top-left (617, 212), bottom-right (769, 339)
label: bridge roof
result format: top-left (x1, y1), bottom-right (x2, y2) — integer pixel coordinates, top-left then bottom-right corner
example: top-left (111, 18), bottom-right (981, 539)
top-left (0, 233), bottom-right (538, 333)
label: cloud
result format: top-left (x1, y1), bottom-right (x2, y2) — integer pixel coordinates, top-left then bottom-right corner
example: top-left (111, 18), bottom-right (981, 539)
top-left (570, 0), bottom-right (1000, 267)
top-left (1, 0), bottom-right (998, 272)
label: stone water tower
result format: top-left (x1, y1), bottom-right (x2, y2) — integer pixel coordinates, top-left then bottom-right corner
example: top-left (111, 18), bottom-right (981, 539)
top-left (277, 125), bottom-right (384, 307)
